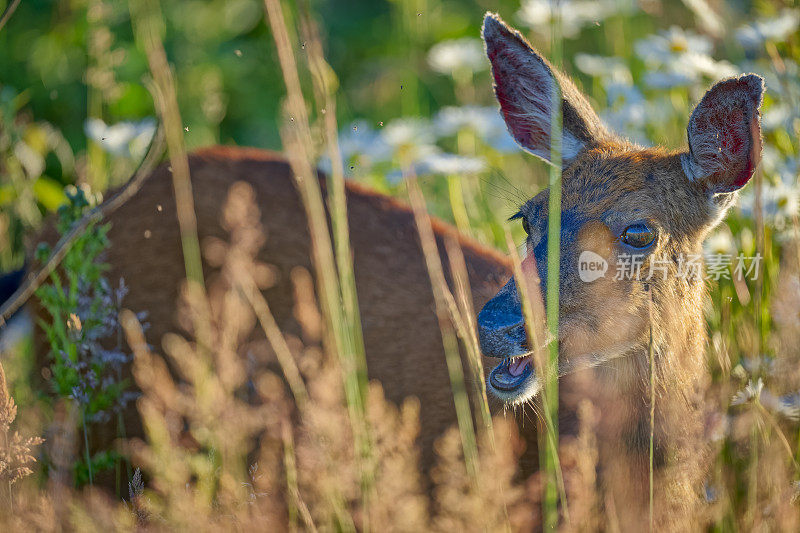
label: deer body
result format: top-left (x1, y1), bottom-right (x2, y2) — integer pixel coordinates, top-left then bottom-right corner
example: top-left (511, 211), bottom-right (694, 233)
top-left (28, 146), bottom-right (514, 483)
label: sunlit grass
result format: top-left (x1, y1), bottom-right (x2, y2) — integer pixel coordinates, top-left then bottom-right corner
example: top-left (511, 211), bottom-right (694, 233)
top-left (1, 0), bottom-right (800, 529)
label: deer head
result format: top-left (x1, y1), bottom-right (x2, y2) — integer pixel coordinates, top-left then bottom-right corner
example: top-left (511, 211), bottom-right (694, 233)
top-left (476, 13), bottom-right (764, 405)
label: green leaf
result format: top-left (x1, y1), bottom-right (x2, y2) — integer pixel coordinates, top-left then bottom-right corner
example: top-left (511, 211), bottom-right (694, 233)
top-left (33, 176), bottom-right (67, 211)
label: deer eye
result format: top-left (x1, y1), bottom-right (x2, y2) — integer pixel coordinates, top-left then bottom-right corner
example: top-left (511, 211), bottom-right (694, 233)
top-left (621, 223), bottom-right (655, 248)
top-left (521, 218), bottom-right (531, 236)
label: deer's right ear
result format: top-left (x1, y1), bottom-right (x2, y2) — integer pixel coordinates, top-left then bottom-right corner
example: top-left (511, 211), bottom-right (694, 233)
top-left (684, 74), bottom-right (765, 193)
top-left (482, 13), bottom-right (609, 166)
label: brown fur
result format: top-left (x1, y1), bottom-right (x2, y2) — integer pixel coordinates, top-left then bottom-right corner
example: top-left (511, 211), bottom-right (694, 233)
top-left (552, 143), bottom-right (711, 528)
top-left (31, 146), bottom-right (515, 487)
top-left (478, 12), bottom-right (764, 529)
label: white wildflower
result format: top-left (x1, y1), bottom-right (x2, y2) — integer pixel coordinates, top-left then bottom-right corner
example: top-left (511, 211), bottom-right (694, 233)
top-left (739, 180), bottom-right (800, 232)
top-left (758, 147), bottom-right (800, 186)
top-left (433, 106), bottom-right (518, 152)
top-left (641, 54), bottom-right (736, 89)
top-left (413, 152), bottom-right (487, 175)
top-left (600, 82), bottom-right (650, 145)
top-left (735, 375), bottom-right (800, 421)
top-left (762, 102), bottom-right (797, 133)
top-left (703, 229), bottom-right (736, 257)
top-left (731, 378), bottom-right (763, 406)
top-left (758, 59), bottom-right (800, 102)
top-left (741, 356), bottom-right (776, 377)
top-left (643, 70), bottom-right (697, 89)
top-left (382, 118), bottom-right (436, 148)
top-left (85, 118), bottom-right (156, 158)
top-left (635, 27), bottom-right (737, 90)
top-left (680, 53), bottom-right (737, 80)
top-left (772, 393), bottom-right (800, 421)
top-left (736, 9), bottom-right (800, 49)
top-left (427, 38), bottom-right (487, 75)
top-left (380, 118), bottom-right (440, 163)
top-left (386, 152), bottom-right (487, 183)
top-left (517, 0), bottom-right (634, 38)
top-left (338, 120), bottom-right (393, 165)
top-left (635, 27), bottom-right (712, 64)
top-left (574, 54), bottom-right (632, 84)
top-left (760, 145), bottom-right (784, 176)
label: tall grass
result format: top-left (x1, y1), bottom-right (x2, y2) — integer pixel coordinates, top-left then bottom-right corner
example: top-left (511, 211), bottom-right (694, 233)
top-left (504, 229), bottom-right (569, 525)
top-left (2, 0), bottom-right (800, 530)
top-left (406, 171), bottom-right (479, 481)
top-left (444, 236), bottom-right (493, 436)
top-left (543, 3), bottom-right (564, 528)
top-left (263, 0), bottom-right (373, 521)
top-left (648, 288), bottom-right (655, 530)
top-left (129, 0), bottom-right (204, 294)
top-left (296, 0), bottom-right (368, 399)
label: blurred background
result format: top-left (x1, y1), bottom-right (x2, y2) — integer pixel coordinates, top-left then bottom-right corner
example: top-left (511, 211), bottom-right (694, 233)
top-left (0, 0), bottom-right (799, 525)
top-left (4, 0), bottom-right (797, 268)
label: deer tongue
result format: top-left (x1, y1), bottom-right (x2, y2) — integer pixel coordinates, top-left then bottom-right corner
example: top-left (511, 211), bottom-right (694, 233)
top-left (489, 356), bottom-right (533, 391)
top-left (508, 356), bottom-right (531, 377)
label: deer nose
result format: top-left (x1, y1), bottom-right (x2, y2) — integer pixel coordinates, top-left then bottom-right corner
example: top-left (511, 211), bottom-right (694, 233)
top-left (477, 278), bottom-right (528, 358)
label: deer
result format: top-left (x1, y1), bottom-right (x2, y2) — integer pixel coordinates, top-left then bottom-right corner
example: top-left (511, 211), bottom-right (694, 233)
top-left (0, 11), bottom-right (763, 530)
top-left (8, 144), bottom-right (514, 489)
top-left (475, 12), bottom-right (764, 528)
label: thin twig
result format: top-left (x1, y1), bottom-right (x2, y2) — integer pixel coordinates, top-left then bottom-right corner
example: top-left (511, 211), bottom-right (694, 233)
top-left (0, 126), bottom-right (165, 327)
top-left (0, 0), bottom-right (20, 32)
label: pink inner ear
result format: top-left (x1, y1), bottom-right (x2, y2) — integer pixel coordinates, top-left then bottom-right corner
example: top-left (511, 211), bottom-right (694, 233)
top-left (488, 40), bottom-right (550, 153)
top-left (713, 107), bottom-right (752, 189)
top-left (689, 76), bottom-right (763, 193)
top-left (738, 111), bottom-right (763, 188)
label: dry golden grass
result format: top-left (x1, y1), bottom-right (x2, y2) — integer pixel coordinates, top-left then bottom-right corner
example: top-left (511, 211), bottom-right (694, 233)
top-left (2, 180), bottom-right (800, 531)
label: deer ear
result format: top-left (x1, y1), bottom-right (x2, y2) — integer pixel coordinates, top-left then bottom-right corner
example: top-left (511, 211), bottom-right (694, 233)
top-left (482, 12), bottom-right (609, 166)
top-left (684, 75), bottom-right (764, 193)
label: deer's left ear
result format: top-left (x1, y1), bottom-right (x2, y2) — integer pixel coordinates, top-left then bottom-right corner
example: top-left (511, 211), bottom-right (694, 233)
top-left (684, 74), bottom-right (765, 193)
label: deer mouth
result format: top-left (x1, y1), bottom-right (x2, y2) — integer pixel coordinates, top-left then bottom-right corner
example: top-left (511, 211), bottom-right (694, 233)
top-left (488, 355), bottom-right (539, 404)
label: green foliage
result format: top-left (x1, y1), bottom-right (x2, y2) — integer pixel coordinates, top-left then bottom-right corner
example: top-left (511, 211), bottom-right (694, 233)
top-left (0, 86), bottom-right (71, 270)
top-left (74, 450), bottom-right (122, 487)
top-left (34, 186), bottom-right (135, 486)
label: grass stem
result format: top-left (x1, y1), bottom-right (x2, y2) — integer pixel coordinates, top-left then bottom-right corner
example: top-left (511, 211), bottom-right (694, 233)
top-left (544, 2), bottom-right (564, 526)
top-left (407, 172), bottom-right (479, 483)
top-left (444, 237), bottom-right (492, 438)
top-left (82, 410), bottom-right (92, 485)
top-left (503, 230), bottom-right (569, 525)
top-left (263, 0), bottom-right (373, 521)
top-left (648, 287), bottom-right (655, 531)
